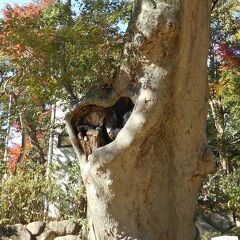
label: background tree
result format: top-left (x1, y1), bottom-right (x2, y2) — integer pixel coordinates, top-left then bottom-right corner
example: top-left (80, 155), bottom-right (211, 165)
top-left (199, 0), bottom-right (240, 222)
top-left (208, 0), bottom-right (240, 172)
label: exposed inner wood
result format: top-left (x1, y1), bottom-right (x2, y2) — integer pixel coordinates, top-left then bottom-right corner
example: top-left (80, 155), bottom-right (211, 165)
top-left (72, 97), bottom-right (134, 155)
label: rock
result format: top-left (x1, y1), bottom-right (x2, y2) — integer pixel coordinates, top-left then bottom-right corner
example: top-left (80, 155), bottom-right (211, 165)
top-left (37, 230), bottom-right (57, 240)
top-left (26, 221), bottom-right (45, 236)
top-left (211, 236), bottom-right (239, 240)
top-left (1, 224), bottom-right (32, 240)
top-left (0, 226), bottom-right (6, 236)
top-left (54, 235), bottom-right (81, 240)
top-left (196, 216), bottom-right (220, 240)
top-left (47, 220), bottom-right (79, 236)
top-left (196, 216), bottom-right (219, 233)
top-left (203, 212), bottom-right (234, 232)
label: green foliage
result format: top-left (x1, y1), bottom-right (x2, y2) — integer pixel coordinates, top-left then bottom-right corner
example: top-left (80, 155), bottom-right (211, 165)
top-left (200, 0), bottom-right (240, 220)
top-left (0, 162), bottom-right (48, 224)
top-left (47, 160), bottom-right (87, 220)
top-left (219, 165), bottom-right (240, 213)
top-left (219, 68), bottom-right (240, 129)
top-left (200, 170), bottom-right (240, 214)
top-left (0, 159), bottom-right (86, 224)
top-left (0, 0), bottom-right (131, 103)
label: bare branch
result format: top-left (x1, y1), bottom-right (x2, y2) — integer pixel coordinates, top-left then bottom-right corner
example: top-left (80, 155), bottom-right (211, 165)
top-left (211, 0), bottom-right (219, 12)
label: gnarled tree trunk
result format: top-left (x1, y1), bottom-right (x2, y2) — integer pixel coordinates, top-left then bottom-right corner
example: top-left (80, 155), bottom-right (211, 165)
top-left (66, 1), bottom-right (215, 239)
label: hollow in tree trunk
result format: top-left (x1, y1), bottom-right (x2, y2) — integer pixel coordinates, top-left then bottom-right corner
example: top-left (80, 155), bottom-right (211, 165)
top-left (66, 1), bottom-right (215, 239)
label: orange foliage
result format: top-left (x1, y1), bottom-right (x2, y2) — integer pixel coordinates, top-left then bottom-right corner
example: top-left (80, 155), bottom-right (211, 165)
top-left (217, 42), bottom-right (240, 69)
top-left (38, 109), bottom-right (51, 121)
top-left (0, 0), bottom-right (57, 60)
top-left (208, 81), bottom-right (221, 95)
top-left (8, 142), bottom-right (31, 173)
top-left (2, 3), bottom-right (41, 20)
top-left (1, 0), bottom-right (56, 21)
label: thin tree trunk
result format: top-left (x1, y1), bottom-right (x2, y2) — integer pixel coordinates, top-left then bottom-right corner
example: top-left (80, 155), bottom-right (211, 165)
top-left (211, 0), bottom-right (219, 12)
top-left (46, 104), bottom-right (56, 178)
top-left (27, 123), bottom-right (46, 164)
top-left (66, 1), bottom-right (214, 239)
top-left (45, 104), bottom-right (56, 218)
top-left (209, 95), bottom-right (228, 171)
top-left (3, 95), bottom-right (12, 162)
top-left (17, 112), bottom-right (27, 167)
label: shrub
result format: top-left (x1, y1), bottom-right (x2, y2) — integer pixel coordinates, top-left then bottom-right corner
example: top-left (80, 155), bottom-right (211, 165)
top-left (0, 159), bottom-right (86, 224)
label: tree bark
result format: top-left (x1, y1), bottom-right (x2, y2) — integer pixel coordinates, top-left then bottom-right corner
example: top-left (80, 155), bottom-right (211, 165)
top-left (47, 104), bottom-right (56, 177)
top-left (27, 123), bottom-right (47, 164)
top-left (16, 112), bottom-right (28, 168)
top-left (66, 1), bottom-right (215, 239)
top-left (3, 95), bottom-right (12, 162)
top-left (209, 95), bottom-right (228, 171)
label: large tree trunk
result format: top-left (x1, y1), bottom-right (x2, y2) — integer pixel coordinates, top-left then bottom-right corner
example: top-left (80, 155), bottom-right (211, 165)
top-left (66, 1), bottom-right (215, 239)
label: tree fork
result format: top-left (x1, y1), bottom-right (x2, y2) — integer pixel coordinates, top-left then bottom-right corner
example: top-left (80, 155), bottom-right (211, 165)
top-left (66, 1), bottom-right (215, 239)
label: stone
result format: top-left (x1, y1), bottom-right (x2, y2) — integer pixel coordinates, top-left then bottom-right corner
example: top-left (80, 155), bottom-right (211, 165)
top-left (26, 221), bottom-right (45, 236)
top-left (196, 216), bottom-right (220, 240)
top-left (236, 221), bottom-right (240, 227)
top-left (203, 212), bottom-right (234, 232)
top-left (0, 226), bottom-right (6, 236)
top-left (47, 220), bottom-right (79, 236)
top-left (54, 235), bottom-right (81, 240)
top-left (36, 230), bottom-right (57, 240)
top-left (196, 216), bottom-right (219, 233)
top-left (211, 236), bottom-right (239, 240)
top-left (2, 224), bottom-right (32, 240)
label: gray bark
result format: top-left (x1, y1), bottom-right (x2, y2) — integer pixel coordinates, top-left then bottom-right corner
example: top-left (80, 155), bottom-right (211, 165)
top-left (65, 1), bottom-right (215, 239)
top-left (209, 96), bottom-right (229, 171)
top-left (27, 123), bottom-right (47, 164)
top-left (3, 95), bottom-right (12, 162)
top-left (17, 112), bottom-right (27, 168)
top-left (47, 104), bottom-right (56, 176)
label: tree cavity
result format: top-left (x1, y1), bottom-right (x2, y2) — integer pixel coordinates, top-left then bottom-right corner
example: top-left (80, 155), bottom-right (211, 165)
top-left (72, 97), bottom-right (134, 156)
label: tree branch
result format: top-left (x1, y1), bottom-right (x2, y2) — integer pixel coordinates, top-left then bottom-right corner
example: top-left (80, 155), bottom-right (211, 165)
top-left (13, 112), bottom-right (28, 174)
top-left (211, 0), bottom-right (219, 12)
top-left (27, 123), bottom-right (47, 164)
